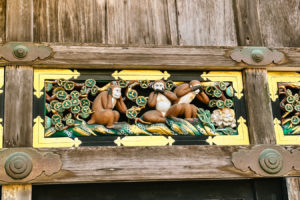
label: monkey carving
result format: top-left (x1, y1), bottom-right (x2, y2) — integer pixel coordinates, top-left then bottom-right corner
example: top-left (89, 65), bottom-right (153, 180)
top-left (166, 80), bottom-right (210, 119)
top-left (88, 85), bottom-right (127, 128)
top-left (142, 80), bottom-right (177, 123)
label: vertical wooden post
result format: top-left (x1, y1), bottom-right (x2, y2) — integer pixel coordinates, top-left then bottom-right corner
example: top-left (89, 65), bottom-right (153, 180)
top-left (3, 0), bottom-right (34, 199)
top-left (286, 178), bottom-right (300, 200)
top-left (235, 0), bottom-right (300, 197)
top-left (243, 68), bottom-right (276, 145)
top-left (2, 185), bottom-right (32, 200)
top-left (4, 66), bottom-right (33, 148)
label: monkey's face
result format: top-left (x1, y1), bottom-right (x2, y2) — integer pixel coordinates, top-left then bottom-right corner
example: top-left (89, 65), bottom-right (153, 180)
top-left (153, 81), bottom-right (165, 91)
top-left (112, 87), bottom-right (121, 99)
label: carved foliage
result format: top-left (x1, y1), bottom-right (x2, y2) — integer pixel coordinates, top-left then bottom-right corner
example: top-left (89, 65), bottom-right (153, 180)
top-left (44, 78), bottom-right (238, 137)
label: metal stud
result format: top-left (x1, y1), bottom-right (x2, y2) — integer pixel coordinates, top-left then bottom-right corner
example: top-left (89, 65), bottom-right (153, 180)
top-left (13, 45), bottom-right (29, 59)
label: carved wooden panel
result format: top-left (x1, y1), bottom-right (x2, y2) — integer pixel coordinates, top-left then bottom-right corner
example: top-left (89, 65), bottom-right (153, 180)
top-left (268, 72), bottom-right (300, 144)
top-left (33, 69), bottom-right (248, 147)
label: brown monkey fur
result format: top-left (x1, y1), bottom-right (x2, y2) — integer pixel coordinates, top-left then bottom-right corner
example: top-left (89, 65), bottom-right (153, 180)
top-left (166, 80), bottom-right (209, 119)
top-left (88, 85), bottom-right (127, 128)
top-left (142, 80), bottom-right (177, 123)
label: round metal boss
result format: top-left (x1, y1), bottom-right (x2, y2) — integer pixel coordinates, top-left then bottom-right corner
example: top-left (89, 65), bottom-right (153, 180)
top-left (13, 45), bottom-right (29, 59)
top-left (5, 152), bottom-right (33, 179)
top-left (258, 148), bottom-right (283, 174)
top-left (251, 49), bottom-right (264, 63)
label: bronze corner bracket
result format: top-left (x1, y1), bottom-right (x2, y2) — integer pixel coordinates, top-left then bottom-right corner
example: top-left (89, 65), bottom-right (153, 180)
top-left (0, 148), bottom-right (62, 183)
top-left (230, 47), bottom-right (285, 66)
top-left (232, 145), bottom-right (300, 177)
top-left (0, 42), bottom-right (53, 62)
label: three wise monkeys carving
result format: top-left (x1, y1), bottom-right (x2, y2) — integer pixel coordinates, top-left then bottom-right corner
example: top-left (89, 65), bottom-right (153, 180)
top-left (88, 80), bottom-right (211, 128)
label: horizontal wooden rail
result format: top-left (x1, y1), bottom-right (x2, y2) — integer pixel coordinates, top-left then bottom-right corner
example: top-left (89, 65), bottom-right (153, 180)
top-left (0, 44), bottom-right (299, 70)
top-left (0, 145), bottom-right (299, 184)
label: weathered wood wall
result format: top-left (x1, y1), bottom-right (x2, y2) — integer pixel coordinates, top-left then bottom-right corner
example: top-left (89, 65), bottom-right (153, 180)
top-left (30, 0), bottom-right (299, 47)
top-left (0, 0), bottom-right (299, 199)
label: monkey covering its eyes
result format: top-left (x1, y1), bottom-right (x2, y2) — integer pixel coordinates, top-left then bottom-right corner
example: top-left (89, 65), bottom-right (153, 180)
top-left (88, 85), bottom-right (127, 128)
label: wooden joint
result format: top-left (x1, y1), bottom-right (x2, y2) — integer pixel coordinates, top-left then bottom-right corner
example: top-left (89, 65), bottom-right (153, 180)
top-left (232, 145), bottom-right (300, 176)
top-left (0, 148), bottom-right (62, 183)
top-left (0, 42), bottom-right (52, 62)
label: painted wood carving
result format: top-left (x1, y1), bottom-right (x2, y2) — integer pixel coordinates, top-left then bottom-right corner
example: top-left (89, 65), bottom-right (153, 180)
top-left (268, 72), bottom-right (300, 145)
top-left (33, 70), bottom-right (248, 147)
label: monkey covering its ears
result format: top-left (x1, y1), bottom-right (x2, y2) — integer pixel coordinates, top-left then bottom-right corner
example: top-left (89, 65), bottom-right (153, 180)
top-left (88, 85), bottom-right (127, 128)
top-left (166, 80), bottom-right (209, 119)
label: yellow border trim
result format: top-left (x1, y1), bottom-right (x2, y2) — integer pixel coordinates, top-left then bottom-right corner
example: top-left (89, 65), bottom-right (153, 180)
top-left (0, 67), bottom-right (3, 148)
top-left (33, 69), bottom-right (81, 148)
top-left (201, 71), bottom-right (244, 99)
top-left (114, 136), bottom-right (175, 146)
top-left (34, 70), bottom-right (248, 147)
top-left (268, 72), bottom-right (300, 145)
top-left (206, 117), bottom-right (249, 145)
top-left (202, 71), bottom-right (248, 145)
top-left (112, 70), bottom-right (170, 80)
top-left (34, 69), bottom-right (80, 98)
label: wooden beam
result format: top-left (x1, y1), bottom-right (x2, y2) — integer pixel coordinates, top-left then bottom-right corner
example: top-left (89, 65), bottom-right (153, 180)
top-left (6, 0), bottom-right (33, 41)
top-left (0, 45), bottom-right (298, 71)
top-left (4, 66), bottom-right (33, 147)
top-left (233, 0), bottom-right (263, 46)
top-left (243, 69), bottom-right (276, 145)
top-left (1, 185), bottom-right (32, 200)
top-left (0, 145), bottom-right (295, 184)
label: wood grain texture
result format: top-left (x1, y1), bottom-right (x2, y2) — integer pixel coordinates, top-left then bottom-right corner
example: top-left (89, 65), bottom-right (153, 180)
top-left (243, 69), bottom-right (276, 145)
top-left (6, 0), bottom-right (33, 41)
top-left (258, 0), bottom-right (300, 47)
top-left (1, 185), bottom-right (32, 200)
top-left (0, 0), bottom-right (5, 43)
top-left (4, 66), bottom-right (33, 147)
top-left (33, 0), bottom-right (106, 43)
top-left (107, 0), bottom-right (178, 45)
top-left (176, 0), bottom-right (237, 46)
top-left (286, 178), bottom-right (300, 200)
top-left (0, 145), bottom-right (295, 184)
top-left (0, 45), bottom-right (296, 71)
top-left (233, 0), bottom-right (263, 46)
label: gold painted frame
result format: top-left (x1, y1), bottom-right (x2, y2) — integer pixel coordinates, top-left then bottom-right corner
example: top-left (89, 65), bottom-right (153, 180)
top-left (268, 72), bottom-right (300, 145)
top-left (33, 69), bottom-right (249, 148)
top-left (33, 69), bottom-right (81, 148)
top-left (201, 71), bottom-right (248, 145)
